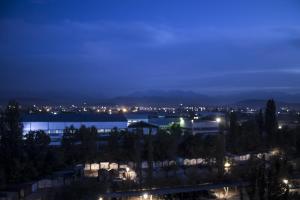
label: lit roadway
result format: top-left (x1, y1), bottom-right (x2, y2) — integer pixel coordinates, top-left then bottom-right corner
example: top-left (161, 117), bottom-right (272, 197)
top-left (100, 181), bottom-right (248, 198)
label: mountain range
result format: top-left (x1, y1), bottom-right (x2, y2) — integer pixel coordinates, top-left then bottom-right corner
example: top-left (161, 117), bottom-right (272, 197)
top-left (1, 90), bottom-right (300, 108)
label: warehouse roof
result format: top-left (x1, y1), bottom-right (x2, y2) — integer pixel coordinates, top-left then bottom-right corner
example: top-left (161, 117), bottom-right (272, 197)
top-left (21, 113), bottom-right (127, 122)
top-left (128, 121), bottom-right (158, 128)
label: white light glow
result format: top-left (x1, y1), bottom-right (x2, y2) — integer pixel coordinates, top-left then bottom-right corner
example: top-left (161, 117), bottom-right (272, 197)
top-left (143, 193), bottom-right (148, 199)
top-left (224, 162), bottom-right (231, 168)
top-left (216, 117), bottom-right (221, 123)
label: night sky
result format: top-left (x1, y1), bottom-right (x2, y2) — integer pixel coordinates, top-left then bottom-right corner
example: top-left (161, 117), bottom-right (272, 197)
top-left (1, 0), bottom-right (300, 100)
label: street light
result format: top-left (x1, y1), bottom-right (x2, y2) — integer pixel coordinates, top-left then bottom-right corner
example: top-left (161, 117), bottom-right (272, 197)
top-left (125, 167), bottom-right (130, 180)
top-left (143, 193), bottom-right (148, 199)
top-left (179, 117), bottom-right (185, 127)
top-left (216, 117), bottom-right (221, 123)
top-left (224, 161), bottom-right (231, 173)
top-left (283, 179), bottom-right (289, 185)
top-left (224, 162), bottom-right (231, 168)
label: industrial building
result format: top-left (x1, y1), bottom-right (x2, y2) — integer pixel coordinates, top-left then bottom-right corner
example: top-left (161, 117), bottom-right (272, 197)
top-left (22, 113), bottom-right (127, 145)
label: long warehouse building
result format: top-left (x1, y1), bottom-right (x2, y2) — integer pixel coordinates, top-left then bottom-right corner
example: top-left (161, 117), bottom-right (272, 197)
top-left (22, 113), bottom-right (127, 145)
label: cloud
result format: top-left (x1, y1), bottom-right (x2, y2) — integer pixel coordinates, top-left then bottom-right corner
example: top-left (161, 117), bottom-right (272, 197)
top-left (1, 18), bottom-right (300, 95)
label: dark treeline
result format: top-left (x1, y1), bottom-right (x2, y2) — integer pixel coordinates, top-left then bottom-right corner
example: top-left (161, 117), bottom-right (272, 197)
top-left (227, 99), bottom-right (300, 200)
top-left (227, 99), bottom-right (300, 156)
top-left (0, 101), bottom-right (66, 189)
top-left (61, 123), bottom-right (226, 175)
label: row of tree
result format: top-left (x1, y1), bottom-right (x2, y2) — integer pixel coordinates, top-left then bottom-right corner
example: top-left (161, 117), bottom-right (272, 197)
top-left (226, 99), bottom-right (300, 155)
top-left (0, 101), bottom-right (69, 188)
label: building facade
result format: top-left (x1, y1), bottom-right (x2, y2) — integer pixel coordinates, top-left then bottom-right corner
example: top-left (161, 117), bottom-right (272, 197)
top-left (22, 113), bottom-right (127, 145)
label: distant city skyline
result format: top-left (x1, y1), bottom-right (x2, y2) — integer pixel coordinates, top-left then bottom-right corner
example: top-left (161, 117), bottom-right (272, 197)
top-left (1, 0), bottom-right (300, 100)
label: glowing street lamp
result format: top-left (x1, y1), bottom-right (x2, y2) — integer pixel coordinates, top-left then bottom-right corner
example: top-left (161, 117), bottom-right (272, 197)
top-left (283, 179), bottom-right (289, 185)
top-left (224, 162), bottom-right (231, 168)
top-left (179, 117), bottom-right (185, 127)
top-left (216, 117), bottom-right (221, 123)
top-left (224, 161), bottom-right (231, 173)
top-left (143, 193), bottom-right (149, 199)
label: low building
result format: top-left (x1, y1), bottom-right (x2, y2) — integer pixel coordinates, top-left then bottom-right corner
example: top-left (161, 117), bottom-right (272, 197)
top-left (124, 113), bottom-right (149, 125)
top-left (22, 113), bottom-right (127, 145)
top-left (191, 120), bottom-right (221, 135)
top-left (182, 118), bottom-right (221, 136)
top-left (149, 117), bottom-right (180, 129)
top-left (128, 121), bottom-right (158, 135)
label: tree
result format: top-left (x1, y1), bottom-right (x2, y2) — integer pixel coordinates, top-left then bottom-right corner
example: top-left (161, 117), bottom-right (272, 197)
top-left (0, 101), bottom-right (24, 184)
top-left (227, 111), bottom-right (239, 153)
top-left (133, 129), bottom-right (143, 185)
top-left (146, 127), bottom-right (154, 185)
top-left (62, 126), bottom-right (79, 165)
top-left (238, 120), bottom-right (261, 153)
top-left (107, 128), bottom-right (121, 165)
top-left (257, 156), bottom-right (266, 200)
top-left (179, 135), bottom-right (203, 158)
top-left (256, 109), bottom-right (264, 140)
top-left (77, 126), bottom-right (98, 165)
top-left (121, 130), bottom-right (137, 161)
top-left (23, 130), bottom-right (51, 180)
top-left (214, 134), bottom-right (225, 176)
top-left (265, 99), bottom-right (278, 146)
top-left (0, 108), bottom-right (6, 188)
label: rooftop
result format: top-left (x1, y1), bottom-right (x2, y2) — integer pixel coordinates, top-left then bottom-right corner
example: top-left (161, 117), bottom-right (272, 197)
top-left (21, 113), bottom-right (127, 122)
top-left (128, 121), bottom-right (158, 128)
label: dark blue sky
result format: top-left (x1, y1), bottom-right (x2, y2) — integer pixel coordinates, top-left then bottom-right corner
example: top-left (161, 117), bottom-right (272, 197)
top-left (1, 0), bottom-right (300, 99)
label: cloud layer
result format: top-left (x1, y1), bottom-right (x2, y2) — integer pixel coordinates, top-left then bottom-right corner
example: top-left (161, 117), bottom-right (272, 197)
top-left (1, 0), bottom-right (300, 99)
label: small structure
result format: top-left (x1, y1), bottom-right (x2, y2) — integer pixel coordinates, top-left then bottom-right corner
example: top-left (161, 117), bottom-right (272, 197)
top-left (128, 121), bottom-right (158, 135)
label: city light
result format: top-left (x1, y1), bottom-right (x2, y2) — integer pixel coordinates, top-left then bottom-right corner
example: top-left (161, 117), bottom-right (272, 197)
top-left (143, 193), bottom-right (148, 199)
top-left (224, 161), bottom-right (231, 173)
top-left (224, 162), bottom-right (231, 168)
top-left (216, 117), bottom-right (221, 123)
top-left (98, 197), bottom-right (103, 200)
top-left (283, 179), bottom-right (289, 185)
top-left (179, 117), bottom-right (185, 127)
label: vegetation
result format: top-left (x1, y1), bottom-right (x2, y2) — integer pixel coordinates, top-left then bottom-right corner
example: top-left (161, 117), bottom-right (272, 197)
top-left (0, 101), bottom-right (65, 188)
top-left (1, 99), bottom-right (300, 199)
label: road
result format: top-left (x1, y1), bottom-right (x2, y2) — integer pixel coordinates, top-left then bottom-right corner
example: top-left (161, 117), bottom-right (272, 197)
top-left (100, 181), bottom-right (247, 198)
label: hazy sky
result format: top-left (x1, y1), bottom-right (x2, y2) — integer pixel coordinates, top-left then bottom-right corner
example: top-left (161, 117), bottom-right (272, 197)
top-left (1, 0), bottom-right (300, 99)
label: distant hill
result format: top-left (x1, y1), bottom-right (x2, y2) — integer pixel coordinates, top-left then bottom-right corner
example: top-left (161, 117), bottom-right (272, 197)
top-left (1, 90), bottom-right (300, 107)
top-left (102, 90), bottom-right (300, 107)
top-left (103, 90), bottom-right (217, 106)
top-left (235, 99), bottom-right (300, 109)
